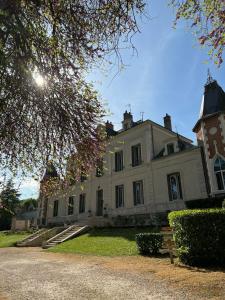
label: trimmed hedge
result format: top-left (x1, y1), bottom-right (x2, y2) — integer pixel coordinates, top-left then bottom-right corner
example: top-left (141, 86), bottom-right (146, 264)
top-left (168, 209), bottom-right (225, 267)
top-left (185, 197), bottom-right (224, 209)
top-left (135, 233), bottom-right (163, 255)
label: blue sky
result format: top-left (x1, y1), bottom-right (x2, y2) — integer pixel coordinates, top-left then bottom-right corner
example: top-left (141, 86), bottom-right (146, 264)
top-left (20, 0), bottom-right (225, 199)
top-left (90, 0), bottom-right (225, 140)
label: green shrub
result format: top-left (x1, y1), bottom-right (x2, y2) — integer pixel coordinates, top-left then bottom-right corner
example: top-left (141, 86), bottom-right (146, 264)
top-left (135, 233), bottom-right (163, 255)
top-left (185, 197), bottom-right (224, 209)
top-left (168, 209), bottom-right (225, 267)
top-left (222, 200), bottom-right (225, 209)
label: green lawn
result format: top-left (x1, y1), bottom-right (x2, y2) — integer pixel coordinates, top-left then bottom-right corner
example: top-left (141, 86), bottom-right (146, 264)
top-left (0, 232), bottom-right (30, 248)
top-left (49, 227), bottom-right (157, 256)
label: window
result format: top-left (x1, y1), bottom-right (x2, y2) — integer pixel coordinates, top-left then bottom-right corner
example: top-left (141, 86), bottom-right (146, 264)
top-left (115, 151), bottom-right (123, 171)
top-left (214, 157), bottom-right (225, 190)
top-left (80, 167), bottom-right (87, 182)
top-left (96, 189), bottom-right (103, 216)
top-left (132, 144), bottom-right (142, 166)
top-left (96, 159), bottom-right (104, 177)
top-left (133, 180), bottom-right (144, 205)
top-left (167, 173), bottom-right (182, 201)
top-left (167, 143), bottom-right (174, 155)
top-left (53, 200), bottom-right (58, 217)
top-left (79, 194), bottom-right (85, 213)
top-left (80, 172), bottom-right (87, 182)
top-left (115, 185), bottom-right (124, 208)
top-left (68, 196), bottom-right (74, 215)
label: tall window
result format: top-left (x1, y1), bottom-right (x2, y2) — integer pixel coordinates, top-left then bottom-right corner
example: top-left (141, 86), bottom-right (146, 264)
top-left (132, 144), bottom-right (142, 167)
top-left (79, 194), bottom-right (85, 213)
top-left (68, 196), bottom-right (74, 215)
top-left (80, 171), bottom-right (87, 182)
top-left (115, 185), bottom-right (124, 208)
top-left (167, 173), bottom-right (182, 201)
top-left (167, 143), bottom-right (174, 155)
top-left (115, 151), bottom-right (123, 171)
top-left (133, 180), bottom-right (144, 205)
top-left (214, 157), bottom-right (225, 190)
top-left (53, 200), bottom-right (59, 217)
top-left (96, 159), bottom-right (104, 177)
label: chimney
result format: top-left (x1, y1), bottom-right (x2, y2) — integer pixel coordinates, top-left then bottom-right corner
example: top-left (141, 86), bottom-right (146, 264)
top-left (164, 114), bottom-right (172, 131)
top-left (105, 120), bottom-right (114, 131)
top-left (122, 110), bottom-right (133, 130)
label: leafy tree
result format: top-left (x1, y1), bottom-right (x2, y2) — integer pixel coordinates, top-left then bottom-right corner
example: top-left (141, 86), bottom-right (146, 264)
top-left (171, 0), bottom-right (225, 65)
top-left (0, 180), bottom-right (20, 213)
top-left (19, 198), bottom-right (37, 211)
top-left (0, 0), bottom-right (145, 182)
top-left (0, 180), bottom-right (20, 230)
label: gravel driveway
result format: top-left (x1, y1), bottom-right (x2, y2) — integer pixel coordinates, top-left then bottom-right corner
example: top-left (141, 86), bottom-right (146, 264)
top-left (0, 247), bottom-right (188, 300)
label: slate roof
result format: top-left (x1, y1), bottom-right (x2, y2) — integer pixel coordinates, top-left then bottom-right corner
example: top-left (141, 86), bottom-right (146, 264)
top-left (199, 80), bottom-right (225, 118)
top-left (193, 79), bottom-right (225, 131)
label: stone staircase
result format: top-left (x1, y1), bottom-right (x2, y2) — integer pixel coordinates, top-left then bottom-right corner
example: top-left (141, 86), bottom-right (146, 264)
top-left (16, 229), bottom-right (46, 247)
top-left (16, 227), bottom-right (64, 247)
top-left (42, 224), bottom-right (90, 249)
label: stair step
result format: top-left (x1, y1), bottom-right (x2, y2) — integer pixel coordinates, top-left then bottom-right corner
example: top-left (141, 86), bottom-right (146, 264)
top-left (42, 225), bottom-right (89, 249)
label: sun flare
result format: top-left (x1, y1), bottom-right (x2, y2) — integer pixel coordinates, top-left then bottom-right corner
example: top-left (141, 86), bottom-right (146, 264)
top-left (32, 71), bottom-right (46, 87)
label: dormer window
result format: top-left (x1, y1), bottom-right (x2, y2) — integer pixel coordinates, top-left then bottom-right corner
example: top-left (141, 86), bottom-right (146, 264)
top-left (167, 143), bottom-right (174, 155)
top-left (214, 157), bottom-right (225, 190)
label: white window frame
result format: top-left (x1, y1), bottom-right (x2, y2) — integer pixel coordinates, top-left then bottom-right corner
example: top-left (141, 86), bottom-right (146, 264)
top-left (167, 173), bottom-right (182, 201)
top-left (133, 180), bottom-right (144, 205)
top-left (214, 157), bottom-right (225, 191)
top-left (115, 185), bottom-right (124, 208)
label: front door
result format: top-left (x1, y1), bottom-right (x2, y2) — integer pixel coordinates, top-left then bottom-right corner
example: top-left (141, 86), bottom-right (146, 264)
top-left (96, 189), bottom-right (103, 216)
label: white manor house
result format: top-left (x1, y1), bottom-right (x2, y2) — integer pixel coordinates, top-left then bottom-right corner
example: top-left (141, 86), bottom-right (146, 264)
top-left (38, 76), bottom-right (225, 227)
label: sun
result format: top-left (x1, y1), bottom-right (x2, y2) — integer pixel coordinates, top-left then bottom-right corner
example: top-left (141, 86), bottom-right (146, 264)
top-left (32, 71), bottom-right (46, 87)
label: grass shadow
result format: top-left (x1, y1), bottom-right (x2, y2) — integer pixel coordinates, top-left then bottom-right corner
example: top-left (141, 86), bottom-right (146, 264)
top-left (176, 262), bottom-right (225, 273)
top-left (87, 227), bottom-right (158, 241)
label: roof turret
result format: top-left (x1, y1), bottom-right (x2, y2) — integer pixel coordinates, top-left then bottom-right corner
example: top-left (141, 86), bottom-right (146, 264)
top-left (193, 73), bottom-right (225, 132)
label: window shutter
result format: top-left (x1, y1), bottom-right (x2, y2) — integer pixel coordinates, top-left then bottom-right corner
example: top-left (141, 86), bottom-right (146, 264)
top-left (177, 174), bottom-right (183, 199)
top-left (131, 147), bottom-right (134, 166)
top-left (115, 186), bottom-right (118, 208)
top-left (138, 145), bottom-right (142, 164)
top-left (167, 175), bottom-right (172, 201)
top-left (133, 182), bottom-right (136, 205)
top-left (115, 152), bottom-right (118, 171)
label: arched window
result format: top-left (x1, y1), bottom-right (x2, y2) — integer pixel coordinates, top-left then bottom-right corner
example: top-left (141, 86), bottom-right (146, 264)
top-left (214, 157), bottom-right (225, 190)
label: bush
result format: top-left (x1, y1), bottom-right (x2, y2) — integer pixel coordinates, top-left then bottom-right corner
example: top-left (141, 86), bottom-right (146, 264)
top-left (135, 233), bottom-right (163, 255)
top-left (168, 209), bottom-right (225, 267)
top-left (185, 197), bottom-right (224, 209)
top-left (0, 208), bottom-right (12, 230)
top-left (222, 200), bottom-right (225, 209)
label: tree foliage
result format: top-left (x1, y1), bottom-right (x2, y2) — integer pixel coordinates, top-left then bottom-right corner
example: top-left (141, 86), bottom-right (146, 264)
top-left (0, 180), bottom-right (20, 230)
top-left (19, 198), bottom-right (37, 211)
top-left (0, 0), bottom-right (145, 182)
top-left (171, 0), bottom-right (225, 65)
top-left (0, 180), bottom-right (20, 214)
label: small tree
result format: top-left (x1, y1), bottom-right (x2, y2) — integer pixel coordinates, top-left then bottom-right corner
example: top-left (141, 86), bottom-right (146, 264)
top-left (0, 180), bottom-right (20, 230)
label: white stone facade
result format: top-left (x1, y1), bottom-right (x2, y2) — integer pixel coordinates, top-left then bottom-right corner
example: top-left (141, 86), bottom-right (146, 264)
top-left (39, 118), bottom-right (208, 226)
